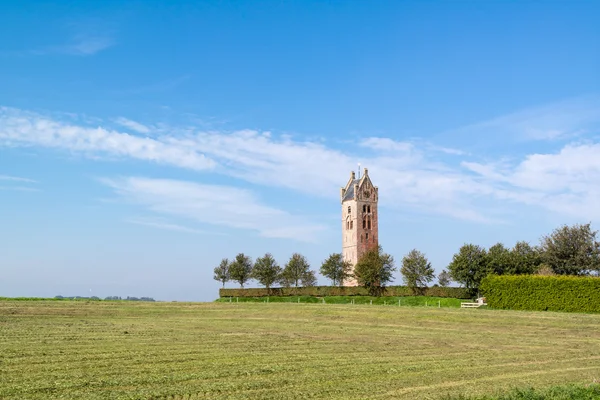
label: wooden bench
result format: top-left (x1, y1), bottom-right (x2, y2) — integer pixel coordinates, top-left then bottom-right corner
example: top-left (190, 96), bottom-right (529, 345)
top-left (461, 297), bottom-right (487, 308)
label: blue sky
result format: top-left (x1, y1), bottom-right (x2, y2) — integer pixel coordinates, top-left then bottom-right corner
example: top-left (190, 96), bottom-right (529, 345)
top-left (1, 1), bottom-right (599, 301)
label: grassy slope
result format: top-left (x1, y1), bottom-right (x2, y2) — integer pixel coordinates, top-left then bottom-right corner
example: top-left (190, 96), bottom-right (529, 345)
top-left (1, 301), bottom-right (599, 400)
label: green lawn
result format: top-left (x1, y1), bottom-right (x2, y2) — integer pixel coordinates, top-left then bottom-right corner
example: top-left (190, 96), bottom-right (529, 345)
top-left (1, 301), bottom-right (599, 399)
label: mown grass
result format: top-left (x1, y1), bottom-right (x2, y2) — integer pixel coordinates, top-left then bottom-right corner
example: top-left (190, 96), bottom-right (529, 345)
top-left (1, 301), bottom-right (599, 399)
top-left (446, 384), bottom-right (600, 399)
top-left (216, 295), bottom-right (464, 307)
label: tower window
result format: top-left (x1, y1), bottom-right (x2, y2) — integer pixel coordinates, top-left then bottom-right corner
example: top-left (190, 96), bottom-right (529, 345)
top-left (350, 221), bottom-right (353, 229)
top-left (367, 205), bottom-right (371, 213)
top-left (366, 233), bottom-right (369, 240)
top-left (348, 206), bottom-right (351, 214)
top-left (363, 205), bottom-right (366, 213)
top-left (363, 218), bottom-right (366, 229)
top-left (368, 217), bottom-right (371, 230)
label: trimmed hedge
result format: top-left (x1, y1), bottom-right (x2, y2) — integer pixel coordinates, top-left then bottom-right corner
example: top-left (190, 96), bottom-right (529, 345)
top-left (219, 285), bottom-right (470, 299)
top-left (480, 275), bottom-right (600, 313)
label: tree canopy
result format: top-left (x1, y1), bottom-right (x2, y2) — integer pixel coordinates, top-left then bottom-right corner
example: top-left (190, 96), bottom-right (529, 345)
top-left (320, 253), bottom-right (353, 286)
top-left (509, 241), bottom-right (542, 275)
top-left (400, 249), bottom-right (434, 295)
top-left (228, 253), bottom-right (253, 288)
top-left (281, 253), bottom-right (316, 287)
top-left (486, 243), bottom-right (511, 276)
top-left (353, 245), bottom-right (395, 296)
top-left (251, 253), bottom-right (282, 290)
top-left (447, 243), bottom-right (488, 293)
top-left (437, 270), bottom-right (451, 287)
top-left (213, 258), bottom-right (231, 288)
top-left (540, 223), bottom-right (600, 276)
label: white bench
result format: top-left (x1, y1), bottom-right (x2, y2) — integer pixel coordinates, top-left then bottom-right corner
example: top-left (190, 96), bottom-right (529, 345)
top-left (461, 297), bottom-right (487, 308)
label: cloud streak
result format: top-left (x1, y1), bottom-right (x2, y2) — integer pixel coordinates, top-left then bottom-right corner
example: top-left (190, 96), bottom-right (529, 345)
top-left (0, 174), bottom-right (37, 183)
top-left (2, 99), bottom-right (600, 225)
top-left (103, 177), bottom-right (326, 241)
top-left (125, 217), bottom-right (210, 234)
top-left (0, 107), bottom-right (215, 171)
top-left (437, 95), bottom-right (600, 146)
top-left (114, 117), bottom-right (151, 134)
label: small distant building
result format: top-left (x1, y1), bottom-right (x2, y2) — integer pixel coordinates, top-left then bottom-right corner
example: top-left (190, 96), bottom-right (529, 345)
top-left (340, 167), bottom-right (379, 286)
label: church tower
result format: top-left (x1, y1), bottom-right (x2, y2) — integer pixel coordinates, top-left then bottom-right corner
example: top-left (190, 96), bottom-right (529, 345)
top-left (340, 167), bottom-right (379, 286)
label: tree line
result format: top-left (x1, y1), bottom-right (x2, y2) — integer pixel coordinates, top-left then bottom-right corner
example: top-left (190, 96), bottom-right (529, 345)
top-left (446, 223), bottom-right (600, 294)
top-left (215, 247), bottom-right (402, 296)
top-left (215, 223), bottom-right (600, 296)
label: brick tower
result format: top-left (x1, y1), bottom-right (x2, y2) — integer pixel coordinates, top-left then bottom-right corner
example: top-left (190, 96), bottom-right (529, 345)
top-left (340, 167), bottom-right (379, 286)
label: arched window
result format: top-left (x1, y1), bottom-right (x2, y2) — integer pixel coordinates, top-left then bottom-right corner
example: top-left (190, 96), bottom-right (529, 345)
top-left (350, 220), bottom-right (353, 229)
top-left (368, 217), bottom-right (371, 230)
top-left (347, 206), bottom-right (351, 214)
top-left (366, 233), bottom-right (369, 240)
top-left (363, 205), bottom-right (366, 213)
top-left (363, 218), bottom-right (366, 229)
top-left (367, 205), bottom-right (371, 213)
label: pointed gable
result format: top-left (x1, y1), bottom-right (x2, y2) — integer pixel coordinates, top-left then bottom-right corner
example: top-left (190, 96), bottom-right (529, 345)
top-left (342, 179), bottom-right (360, 202)
top-left (341, 168), bottom-right (375, 202)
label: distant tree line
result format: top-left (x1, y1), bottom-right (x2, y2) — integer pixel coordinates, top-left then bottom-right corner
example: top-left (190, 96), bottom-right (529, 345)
top-left (54, 296), bottom-right (156, 301)
top-left (215, 223), bottom-right (600, 297)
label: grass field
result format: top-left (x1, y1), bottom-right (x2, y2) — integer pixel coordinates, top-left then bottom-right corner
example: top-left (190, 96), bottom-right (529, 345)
top-left (1, 301), bottom-right (599, 399)
top-left (215, 295), bottom-right (465, 307)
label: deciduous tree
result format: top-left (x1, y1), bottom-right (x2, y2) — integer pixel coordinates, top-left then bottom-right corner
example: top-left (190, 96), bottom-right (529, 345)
top-left (540, 223), bottom-right (600, 275)
top-left (437, 269), bottom-right (451, 287)
top-left (486, 243), bottom-right (511, 275)
top-left (509, 241), bottom-right (542, 275)
top-left (400, 249), bottom-right (434, 295)
top-left (320, 253), bottom-right (353, 286)
top-left (251, 253), bottom-right (282, 291)
top-left (213, 258), bottom-right (231, 288)
top-left (447, 244), bottom-right (488, 294)
top-left (229, 253), bottom-right (253, 288)
top-left (281, 253), bottom-right (315, 288)
top-left (353, 245), bottom-right (396, 296)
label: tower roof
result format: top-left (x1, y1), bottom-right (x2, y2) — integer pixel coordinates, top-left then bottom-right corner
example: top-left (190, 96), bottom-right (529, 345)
top-left (341, 167), bottom-right (376, 203)
top-left (341, 179), bottom-right (360, 202)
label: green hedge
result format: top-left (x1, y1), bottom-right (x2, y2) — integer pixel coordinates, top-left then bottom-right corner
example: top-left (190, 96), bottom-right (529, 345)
top-left (480, 275), bottom-right (600, 313)
top-left (219, 285), bottom-right (470, 299)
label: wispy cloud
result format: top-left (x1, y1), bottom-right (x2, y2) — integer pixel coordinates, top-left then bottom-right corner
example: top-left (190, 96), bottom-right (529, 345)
top-left (0, 107), bottom-right (215, 171)
top-left (103, 177), bottom-right (326, 241)
top-left (125, 217), bottom-right (210, 234)
top-left (114, 117), bottom-right (151, 134)
top-left (0, 174), bottom-right (37, 183)
top-left (0, 174), bottom-right (39, 192)
top-left (438, 95), bottom-right (600, 144)
top-left (3, 99), bottom-right (600, 225)
top-left (0, 186), bottom-right (40, 192)
top-left (27, 33), bottom-right (114, 56)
